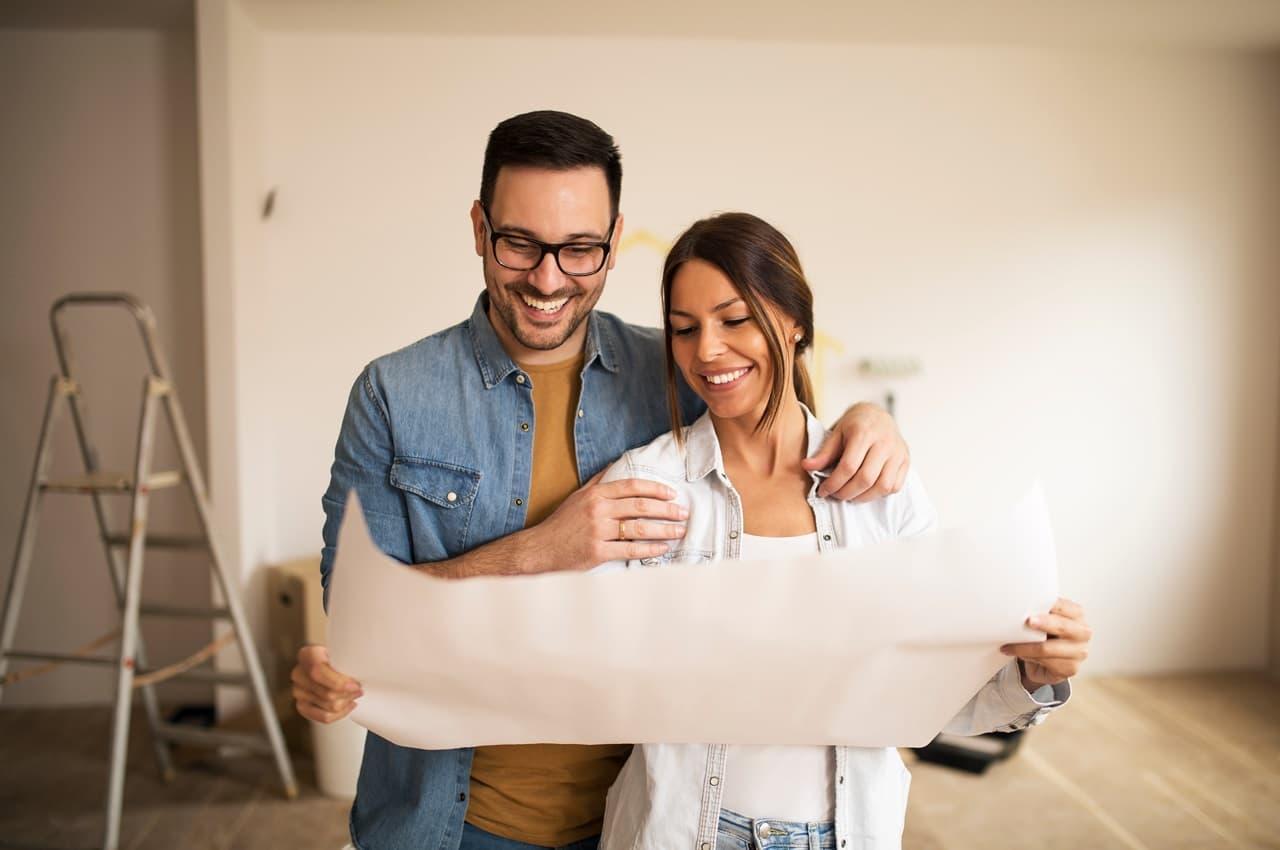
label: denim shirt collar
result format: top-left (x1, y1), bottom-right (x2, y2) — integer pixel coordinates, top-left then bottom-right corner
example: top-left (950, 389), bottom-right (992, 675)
top-left (682, 403), bottom-right (832, 486)
top-left (467, 292), bottom-right (620, 389)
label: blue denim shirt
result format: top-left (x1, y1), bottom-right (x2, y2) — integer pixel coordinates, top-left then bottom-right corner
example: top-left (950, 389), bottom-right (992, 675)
top-left (320, 293), bottom-right (703, 850)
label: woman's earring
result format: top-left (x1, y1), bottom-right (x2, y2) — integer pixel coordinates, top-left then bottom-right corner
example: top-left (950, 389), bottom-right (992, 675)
top-left (793, 332), bottom-right (803, 342)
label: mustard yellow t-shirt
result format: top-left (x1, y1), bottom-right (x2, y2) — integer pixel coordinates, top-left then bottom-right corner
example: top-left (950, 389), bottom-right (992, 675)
top-left (465, 354), bottom-right (632, 846)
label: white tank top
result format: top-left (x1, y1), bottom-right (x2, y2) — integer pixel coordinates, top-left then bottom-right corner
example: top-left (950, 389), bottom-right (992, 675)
top-left (720, 531), bottom-right (835, 823)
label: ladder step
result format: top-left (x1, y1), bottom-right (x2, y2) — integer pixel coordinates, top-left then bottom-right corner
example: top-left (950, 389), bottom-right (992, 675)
top-left (139, 603), bottom-right (230, 619)
top-left (154, 723), bottom-right (274, 753)
top-left (40, 470), bottom-right (183, 493)
top-left (106, 533), bottom-right (207, 550)
top-left (5, 649), bottom-right (116, 666)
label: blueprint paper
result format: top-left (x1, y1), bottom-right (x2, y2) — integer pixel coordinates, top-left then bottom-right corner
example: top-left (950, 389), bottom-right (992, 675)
top-left (327, 486), bottom-right (1057, 750)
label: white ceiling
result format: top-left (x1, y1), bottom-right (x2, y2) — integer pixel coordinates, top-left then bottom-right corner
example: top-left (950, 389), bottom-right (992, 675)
top-left (240, 0), bottom-right (1280, 49)
top-left (3, 1), bottom-right (1278, 48)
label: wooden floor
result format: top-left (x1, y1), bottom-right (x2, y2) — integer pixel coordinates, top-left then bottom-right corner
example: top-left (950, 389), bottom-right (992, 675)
top-left (1, 673), bottom-right (1276, 850)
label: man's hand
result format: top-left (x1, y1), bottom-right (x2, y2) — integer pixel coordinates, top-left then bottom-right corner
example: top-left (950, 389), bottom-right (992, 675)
top-left (1001, 598), bottom-right (1092, 690)
top-left (523, 471), bottom-right (688, 572)
top-left (291, 644), bottom-right (362, 724)
top-left (803, 401), bottom-right (909, 501)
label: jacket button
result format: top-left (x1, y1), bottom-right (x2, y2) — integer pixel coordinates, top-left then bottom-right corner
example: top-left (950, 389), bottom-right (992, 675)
top-left (728, 531), bottom-right (738, 539)
top-left (701, 844), bottom-right (710, 850)
top-left (515, 374), bottom-right (526, 384)
top-left (838, 775), bottom-right (844, 784)
top-left (520, 422), bottom-right (530, 431)
top-left (446, 491), bottom-right (457, 503)
top-left (708, 776), bottom-right (719, 786)
top-left (823, 534), bottom-right (832, 541)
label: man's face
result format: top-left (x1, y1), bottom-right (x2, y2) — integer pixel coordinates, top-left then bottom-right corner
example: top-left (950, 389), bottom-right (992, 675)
top-left (471, 166), bottom-right (622, 363)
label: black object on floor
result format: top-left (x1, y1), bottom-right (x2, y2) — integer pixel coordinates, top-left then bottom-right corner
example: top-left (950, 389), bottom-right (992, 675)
top-left (911, 730), bottom-right (1025, 774)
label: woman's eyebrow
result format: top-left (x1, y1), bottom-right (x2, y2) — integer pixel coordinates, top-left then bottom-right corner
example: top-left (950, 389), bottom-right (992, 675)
top-left (669, 298), bottom-right (744, 318)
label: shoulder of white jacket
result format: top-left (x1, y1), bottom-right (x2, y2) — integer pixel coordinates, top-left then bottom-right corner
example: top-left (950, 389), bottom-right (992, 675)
top-left (621, 429), bottom-right (687, 476)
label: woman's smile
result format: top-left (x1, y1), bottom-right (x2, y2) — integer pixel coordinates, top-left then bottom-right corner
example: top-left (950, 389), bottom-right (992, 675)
top-left (699, 365), bottom-right (754, 389)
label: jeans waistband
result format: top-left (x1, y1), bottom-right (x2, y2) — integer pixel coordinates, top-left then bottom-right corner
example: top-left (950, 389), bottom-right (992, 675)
top-left (717, 807), bottom-right (835, 850)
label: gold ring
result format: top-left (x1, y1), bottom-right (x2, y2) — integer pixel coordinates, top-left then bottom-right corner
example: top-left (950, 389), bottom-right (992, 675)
top-left (618, 520), bottom-right (627, 540)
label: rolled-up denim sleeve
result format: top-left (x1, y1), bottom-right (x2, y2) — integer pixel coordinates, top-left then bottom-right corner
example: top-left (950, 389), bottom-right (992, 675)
top-left (320, 368), bottom-right (412, 611)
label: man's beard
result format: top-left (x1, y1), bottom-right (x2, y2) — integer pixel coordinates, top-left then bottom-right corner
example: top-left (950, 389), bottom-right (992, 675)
top-left (488, 275), bottom-right (603, 351)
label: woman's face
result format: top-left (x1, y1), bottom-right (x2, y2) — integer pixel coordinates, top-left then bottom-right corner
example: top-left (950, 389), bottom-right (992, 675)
top-left (667, 258), bottom-right (800, 425)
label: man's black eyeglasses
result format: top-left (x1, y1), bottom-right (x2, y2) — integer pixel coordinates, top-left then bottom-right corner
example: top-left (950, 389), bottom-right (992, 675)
top-left (481, 207), bottom-right (615, 276)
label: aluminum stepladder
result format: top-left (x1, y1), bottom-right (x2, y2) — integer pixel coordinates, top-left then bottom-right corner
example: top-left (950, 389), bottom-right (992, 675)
top-left (0, 293), bottom-right (298, 850)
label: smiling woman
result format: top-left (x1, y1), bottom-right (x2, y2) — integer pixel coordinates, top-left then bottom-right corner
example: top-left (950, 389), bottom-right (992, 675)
top-left (591, 210), bottom-right (1091, 850)
top-left (661, 212), bottom-right (816, 441)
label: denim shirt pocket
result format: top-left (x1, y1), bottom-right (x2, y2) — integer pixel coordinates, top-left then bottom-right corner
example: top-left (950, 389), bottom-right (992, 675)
top-left (389, 457), bottom-right (482, 556)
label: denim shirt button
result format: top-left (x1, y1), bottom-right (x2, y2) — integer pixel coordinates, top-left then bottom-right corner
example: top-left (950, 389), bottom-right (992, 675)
top-left (577, 409), bottom-right (584, 418)
top-left (446, 491), bottom-right (457, 503)
top-left (520, 422), bottom-right (530, 432)
top-left (514, 498), bottom-right (523, 506)
top-left (515, 374), bottom-right (526, 384)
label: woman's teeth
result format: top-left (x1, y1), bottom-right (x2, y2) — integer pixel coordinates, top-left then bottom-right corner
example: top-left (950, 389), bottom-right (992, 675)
top-left (521, 294), bottom-right (569, 313)
top-left (704, 368), bottom-right (749, 385)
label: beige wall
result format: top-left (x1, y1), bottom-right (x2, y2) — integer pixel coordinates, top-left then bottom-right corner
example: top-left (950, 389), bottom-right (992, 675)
top-left (0, 27), bottom-right (209, 706)
top-left (198, 35), bottom-right (1280, 685)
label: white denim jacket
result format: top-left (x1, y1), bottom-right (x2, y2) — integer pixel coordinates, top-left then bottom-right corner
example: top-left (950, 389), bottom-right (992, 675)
top-left (596, 408), bottom-right (1069, 850)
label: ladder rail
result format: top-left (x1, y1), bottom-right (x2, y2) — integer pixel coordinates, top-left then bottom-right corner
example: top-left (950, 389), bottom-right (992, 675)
top-left (0, 377), bottom-right (66, 699)
top-left (103, 378), bottom-right (162, 850)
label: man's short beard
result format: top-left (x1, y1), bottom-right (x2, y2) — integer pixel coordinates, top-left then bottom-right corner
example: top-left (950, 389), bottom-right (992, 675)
top-left (488, 276), bottom-right (603, 351)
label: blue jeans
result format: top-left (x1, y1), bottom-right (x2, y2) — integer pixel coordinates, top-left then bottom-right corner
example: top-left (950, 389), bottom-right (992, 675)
top-left (714, 807), bottom-right (836, 850)
top-left (459, 822), bottom-right (600, 850)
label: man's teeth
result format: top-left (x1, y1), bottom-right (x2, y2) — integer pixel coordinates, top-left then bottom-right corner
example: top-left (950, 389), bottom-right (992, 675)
top-left (521, 294), bottom-right (569, 313)
top-left (705, 368), bottom-right (749, 385)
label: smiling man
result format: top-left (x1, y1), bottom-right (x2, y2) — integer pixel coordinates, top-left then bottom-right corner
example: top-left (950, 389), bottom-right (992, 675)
top-left (292, 111), bottom-right (911, 850)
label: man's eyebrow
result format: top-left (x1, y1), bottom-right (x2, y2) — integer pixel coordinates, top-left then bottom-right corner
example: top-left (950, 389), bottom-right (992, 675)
top-left (668, 298), bottom-right (744, 318)
top-left (492, 223), bottom-right (607, 242)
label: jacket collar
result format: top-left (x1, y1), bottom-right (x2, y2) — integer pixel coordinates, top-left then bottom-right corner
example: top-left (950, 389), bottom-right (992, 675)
top-left (467, 292), bottom-right (619, 389)
top-left (683, 403), bottom-right (832, 486)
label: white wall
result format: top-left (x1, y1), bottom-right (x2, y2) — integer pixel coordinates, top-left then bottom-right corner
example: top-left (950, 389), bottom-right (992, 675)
top-left (195, 0), bottom-right (268, 716)
top-left (0, 26), bottom-right (210, 706)
top-left (201, 28), bottom-right (1280, 690)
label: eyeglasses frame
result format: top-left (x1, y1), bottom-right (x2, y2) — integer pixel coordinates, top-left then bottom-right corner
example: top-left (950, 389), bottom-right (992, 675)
top-left (481, 205), bottom-right (617, 277)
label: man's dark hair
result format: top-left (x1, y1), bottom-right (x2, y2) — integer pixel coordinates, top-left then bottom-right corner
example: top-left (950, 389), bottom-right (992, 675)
top-left (480, 111), bottom-right (622, 219)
